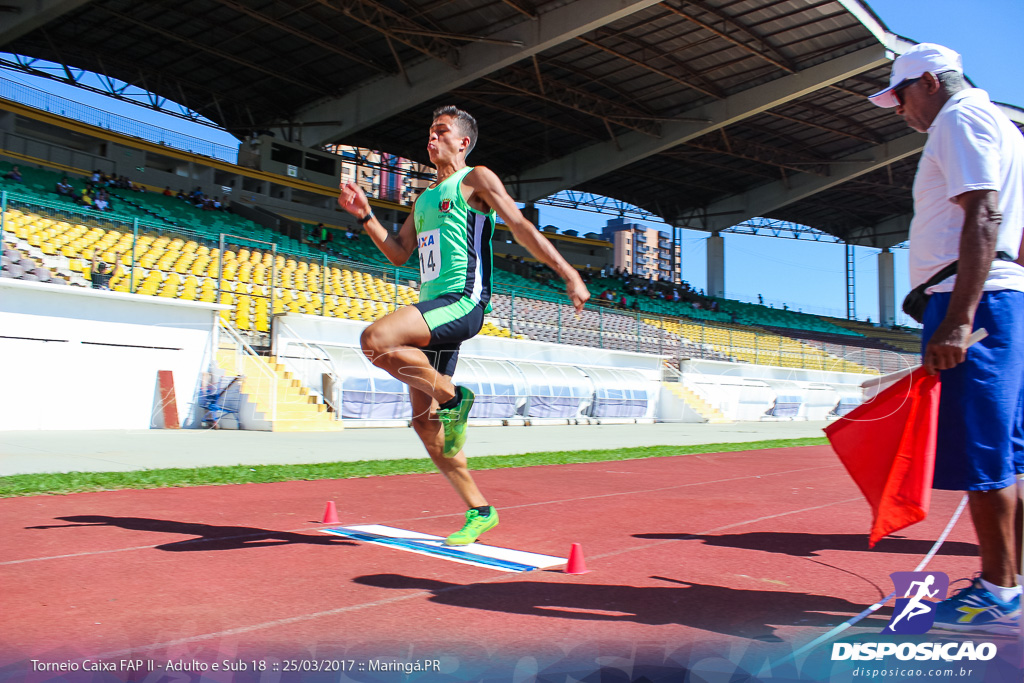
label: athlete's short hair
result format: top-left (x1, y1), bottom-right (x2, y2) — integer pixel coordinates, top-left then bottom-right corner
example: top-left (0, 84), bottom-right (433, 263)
top-left (432, 105), bottom-right (478, 157)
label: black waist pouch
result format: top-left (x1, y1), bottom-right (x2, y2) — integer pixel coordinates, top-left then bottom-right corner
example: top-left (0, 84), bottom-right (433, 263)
top-left (902, 252), bottom-right (1015, 324)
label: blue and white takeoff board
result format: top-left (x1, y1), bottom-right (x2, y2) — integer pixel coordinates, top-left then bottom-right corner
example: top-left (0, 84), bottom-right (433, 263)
top-left (322, 524), bottom-right (566, 572)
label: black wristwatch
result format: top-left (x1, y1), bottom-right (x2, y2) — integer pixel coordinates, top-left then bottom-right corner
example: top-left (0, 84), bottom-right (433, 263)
top-left (357, 210), bottom-right (374, 224)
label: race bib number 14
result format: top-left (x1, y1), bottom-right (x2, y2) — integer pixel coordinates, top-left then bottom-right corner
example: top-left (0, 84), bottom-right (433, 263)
top-left (418, 229), bottom-right (441, 283)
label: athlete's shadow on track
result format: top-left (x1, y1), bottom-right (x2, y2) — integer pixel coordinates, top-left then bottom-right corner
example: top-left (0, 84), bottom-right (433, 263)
top-left (631, 532), bottom-right (976, 558)
top-left (26, 515), bottom-right (356, 551)
top-left (354, 573), bottom-right (888, 640)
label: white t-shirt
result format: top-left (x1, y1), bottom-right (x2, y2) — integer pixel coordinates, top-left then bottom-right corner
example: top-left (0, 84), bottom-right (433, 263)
top-left (908, 88), bottom-right (1024, 293)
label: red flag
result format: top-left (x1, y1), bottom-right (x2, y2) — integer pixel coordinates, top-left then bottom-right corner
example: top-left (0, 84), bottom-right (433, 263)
top-left (824, 367), bottom-right (941, 548)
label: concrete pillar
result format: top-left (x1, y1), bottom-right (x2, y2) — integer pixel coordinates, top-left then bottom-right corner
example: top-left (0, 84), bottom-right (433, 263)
top-left (706, 232), bottom-right (725, 298)
top-left (0, 110), bottom-right (15, 133)
top-left (878, 248), bottom-right (895, 327)
top-left (521, 201), bottom-right (540, 228)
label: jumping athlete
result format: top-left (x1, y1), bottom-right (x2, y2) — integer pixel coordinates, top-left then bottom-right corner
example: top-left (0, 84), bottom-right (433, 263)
top-left (337, 105), bottom-right (590, 545)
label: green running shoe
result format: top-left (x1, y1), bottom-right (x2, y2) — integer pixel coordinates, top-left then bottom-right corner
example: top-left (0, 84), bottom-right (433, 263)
top-left (436, 386), bottom-right (474, 458)
top-left (445, 506), bottom-right (499, 546)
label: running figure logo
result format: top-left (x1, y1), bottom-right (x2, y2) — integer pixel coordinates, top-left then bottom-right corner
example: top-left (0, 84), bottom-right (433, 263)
top-left (883, 571), bottom-right (949, 634)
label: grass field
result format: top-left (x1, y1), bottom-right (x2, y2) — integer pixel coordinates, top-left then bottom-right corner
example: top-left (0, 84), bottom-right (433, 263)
top-left (0, 437), bottom-right (828, 497)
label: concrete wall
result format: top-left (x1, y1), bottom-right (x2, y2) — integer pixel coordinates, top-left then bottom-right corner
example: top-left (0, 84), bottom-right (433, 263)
top-left (1, 130), bottom-right (115, 176)
top-left (0, 280), bottom-right (224, 430)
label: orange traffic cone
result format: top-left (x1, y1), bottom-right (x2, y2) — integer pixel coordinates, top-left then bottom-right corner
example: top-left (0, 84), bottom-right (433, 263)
top-left (321, 501), bottom-right (339, 524)
top-left (565, 542), bottom-right (589, 574)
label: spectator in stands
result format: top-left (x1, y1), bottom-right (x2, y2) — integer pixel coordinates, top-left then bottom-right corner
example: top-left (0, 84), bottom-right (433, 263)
top-left (94, 189), bottom-right (110, 212)
top-left (55, 177), bottom-right (73, 196)
top-left (631, 298), bottom-right (639, 311)
top-left (90, 170), bottom-right (101, 185)
top-left (3, 165), bottom-right (22, 182)
top-left (336, 104), bottom-right (588, 548)
top-left (90, 252), bottom-right (120, 290)
top-left (163, 186), bottom-right (173, 196)
top-left (619, 294), bottom-right (627, 309)
top-left (344, 228), bottom-right (355, 240)
top-left (868, 43), bottom-right (1024, 633)
top-left (75, 188), bottom-right (94, 208)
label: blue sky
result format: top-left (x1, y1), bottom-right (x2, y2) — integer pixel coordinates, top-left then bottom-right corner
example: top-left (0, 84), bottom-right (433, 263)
top-left (3, 0), bottom-right (1021, 323)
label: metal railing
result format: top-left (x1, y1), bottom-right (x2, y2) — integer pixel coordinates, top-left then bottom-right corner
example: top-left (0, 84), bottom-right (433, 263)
top-left (276, 320), bottom-right (341, 421)
top-left (218, 318), bottom-right (277, 422)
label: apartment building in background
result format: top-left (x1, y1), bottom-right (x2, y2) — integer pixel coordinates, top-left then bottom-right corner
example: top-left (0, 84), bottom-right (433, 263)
top-left (602, 218), bottom-right (681, 283)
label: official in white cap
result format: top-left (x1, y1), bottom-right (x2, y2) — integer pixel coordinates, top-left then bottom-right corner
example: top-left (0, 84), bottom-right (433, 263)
top-left (870, 43), bottom-right (1024, 634)
top-left (868, 42), bottom-right (963, 110)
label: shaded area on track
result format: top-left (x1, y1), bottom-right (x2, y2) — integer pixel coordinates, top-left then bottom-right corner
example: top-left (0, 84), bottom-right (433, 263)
top-left (25, 515), bottom-right (356, 552)
top-left (352, 572), bottom-right (883, 639)
top-left (632, 531), bottom-right (979, 558)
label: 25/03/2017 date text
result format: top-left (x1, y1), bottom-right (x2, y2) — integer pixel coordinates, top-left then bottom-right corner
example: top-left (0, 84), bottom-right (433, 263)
top-left (281, 660), bottom-right (443, 673)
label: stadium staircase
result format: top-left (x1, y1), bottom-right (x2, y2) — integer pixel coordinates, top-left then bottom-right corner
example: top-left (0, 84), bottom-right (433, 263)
top-left (216, 328), bottom-right (343, 432)
top-left (661, 382), bottom-right (731, 424)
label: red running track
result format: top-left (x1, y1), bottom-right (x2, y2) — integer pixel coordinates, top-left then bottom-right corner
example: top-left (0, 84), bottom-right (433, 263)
top-left (0, 445), bottom-right (998, 680)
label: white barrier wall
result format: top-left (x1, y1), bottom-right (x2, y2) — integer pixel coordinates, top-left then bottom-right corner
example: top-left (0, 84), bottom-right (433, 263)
top-left (273, 314), bottom-right (664, 374)
top-left (271, 314), bottom-right (664, 422)
top-left (678, 358), bottom-right (875, 421)
top-left (270, 313), bottom-right (881, 424)
top-left (0, 280), bottom-right (224, 430)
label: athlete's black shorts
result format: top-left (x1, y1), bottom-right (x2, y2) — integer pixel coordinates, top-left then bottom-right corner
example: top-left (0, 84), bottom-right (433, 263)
top-left (411, 292), bottom-right (486, 377)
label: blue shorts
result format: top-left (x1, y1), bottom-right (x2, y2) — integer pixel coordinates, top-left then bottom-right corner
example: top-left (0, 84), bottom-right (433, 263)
top-left (922, 290), bottom-right (1024, 491)
top-left (411, 293), bottom-right (486, 377)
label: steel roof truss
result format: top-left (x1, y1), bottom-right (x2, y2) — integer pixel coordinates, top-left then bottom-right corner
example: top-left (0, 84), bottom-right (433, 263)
top-left (698, 132), bottom-right (924, 233)
top-left (291, 0), bottom-right (664, 146)
top-left (516, 43), bottom-right (889, 202)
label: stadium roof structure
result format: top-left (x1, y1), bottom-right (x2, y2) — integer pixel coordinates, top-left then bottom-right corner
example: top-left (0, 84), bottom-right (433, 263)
top-left (2, 0), bottom-right (1022, 248)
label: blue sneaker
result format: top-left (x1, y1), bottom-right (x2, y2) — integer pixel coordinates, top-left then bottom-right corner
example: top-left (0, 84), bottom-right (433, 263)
top-left (932, 577), bottom-right (1020, 635)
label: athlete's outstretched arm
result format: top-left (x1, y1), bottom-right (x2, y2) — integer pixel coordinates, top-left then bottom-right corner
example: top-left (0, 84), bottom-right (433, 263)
top-left (465, 166), bottom-right (590, 312)
top-left (337, 181), bottom-right (417, 266)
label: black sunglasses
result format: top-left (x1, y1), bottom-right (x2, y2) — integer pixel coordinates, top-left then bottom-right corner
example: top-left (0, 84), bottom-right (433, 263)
top-left (893, 77), bottom-right (921, 106)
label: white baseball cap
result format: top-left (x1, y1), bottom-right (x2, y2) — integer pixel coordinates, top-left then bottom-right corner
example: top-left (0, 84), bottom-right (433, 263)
top-left (868, 43), bottom-right (963, 108)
